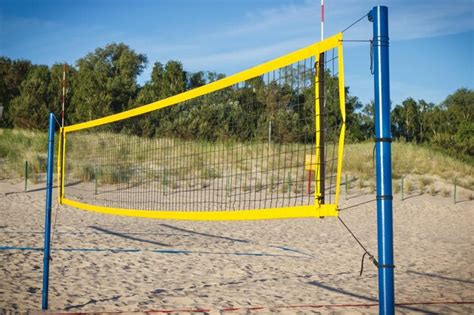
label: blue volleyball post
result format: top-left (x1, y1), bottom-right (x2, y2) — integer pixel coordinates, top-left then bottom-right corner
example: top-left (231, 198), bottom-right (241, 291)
top-left (369, 6), bottom-right (395, 315)
top-left (42, 113), bottom-right (56, 310)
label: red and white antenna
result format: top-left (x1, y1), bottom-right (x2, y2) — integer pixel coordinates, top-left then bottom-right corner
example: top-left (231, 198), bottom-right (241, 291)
top-left (321, 0), bottom-right (325, 40)
top-left (61, 64), bottom-right (67, 127)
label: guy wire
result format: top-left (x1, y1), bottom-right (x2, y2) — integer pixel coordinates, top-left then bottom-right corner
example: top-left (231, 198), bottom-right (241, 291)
top-left (341, 13), bottom-right (369, 33)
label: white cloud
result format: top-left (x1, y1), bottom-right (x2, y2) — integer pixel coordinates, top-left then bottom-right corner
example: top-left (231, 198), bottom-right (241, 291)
top-left (137, 0), bottom-right (473, 77)
top-left (388, 0), bottom-right (474, 40)
top-left (181, 36), bottom-right (314, 71)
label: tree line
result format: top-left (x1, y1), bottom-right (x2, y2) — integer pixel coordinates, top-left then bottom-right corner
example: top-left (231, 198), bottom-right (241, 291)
top-left (0, 42), bottom-right (472, 162)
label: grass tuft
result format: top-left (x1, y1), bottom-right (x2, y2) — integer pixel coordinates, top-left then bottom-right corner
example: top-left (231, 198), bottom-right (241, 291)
top-left (419, 176), bottom-right (434, 190)
top-left (405, 180), bottom-right (415, 193)
top-left (441, 188), bottom-right (451, 197)
top-left (393, 180), bottom-right (400, 194)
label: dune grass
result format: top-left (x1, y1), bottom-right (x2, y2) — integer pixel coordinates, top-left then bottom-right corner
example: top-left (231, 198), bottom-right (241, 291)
top-left (0, 129), bottom-right (50, 181)
top-left (344, 142), bottom-right (474, 191)
top-left (1, 128), bottom-right (473, 193)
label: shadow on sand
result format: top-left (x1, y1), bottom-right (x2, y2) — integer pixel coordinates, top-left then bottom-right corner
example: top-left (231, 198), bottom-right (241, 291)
top-left (307, 280), bottom-right (432, 313)
top-left (89, 225), bottom-right (171, 247)
top-left (407, 270), bottom-right (474, 285)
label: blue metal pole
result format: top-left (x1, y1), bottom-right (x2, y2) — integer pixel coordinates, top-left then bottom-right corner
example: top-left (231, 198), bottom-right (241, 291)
top-left (42, 113), bottom-right (56, 310)
top-left (369, 6), bottom-right (394, 315)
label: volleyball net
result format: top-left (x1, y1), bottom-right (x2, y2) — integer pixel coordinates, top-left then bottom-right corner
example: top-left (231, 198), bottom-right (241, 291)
top-left (58, 33), bottom-right (346, 220)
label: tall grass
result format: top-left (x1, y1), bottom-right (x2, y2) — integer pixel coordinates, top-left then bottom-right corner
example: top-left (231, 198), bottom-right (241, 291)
top-left (1, 129), bottom-right (473, 192)
top-left (343, 142), bottom-right (473, 190)
top-left (0, 129), bottom-right (50, 180)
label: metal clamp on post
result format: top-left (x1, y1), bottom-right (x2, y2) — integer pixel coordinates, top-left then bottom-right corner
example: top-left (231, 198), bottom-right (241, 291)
top-left (374, 137), bottom-right (392, 143)
top-left (376, 195), bottom-right (393, 200)
top-left (372, 36), bottom-right (390, 47)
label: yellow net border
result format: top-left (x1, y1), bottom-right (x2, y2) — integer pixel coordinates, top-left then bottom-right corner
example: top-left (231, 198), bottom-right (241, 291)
top-left (58, 33), bottom-right (345, 221)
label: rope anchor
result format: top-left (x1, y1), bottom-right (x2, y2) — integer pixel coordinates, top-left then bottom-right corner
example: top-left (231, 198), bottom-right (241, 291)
top-left (360, 252), bottom-right (379, 276)
top-left (338, 217), bottom-right (378, 276)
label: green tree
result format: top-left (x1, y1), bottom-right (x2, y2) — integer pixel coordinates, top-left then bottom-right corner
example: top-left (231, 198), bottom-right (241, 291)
top-left (207, 71), bottom-right (225, 83)
top-left (391, 98), bottom-right (421, 142)
top-left (71, 43), bottom-right (147, 123)
top-left (443, 88), bottom-right (473, 123)
top-left (161, 60), bottom-right (186, 98)
top-left (427, 88), bottom-right (474, 162)
top-left (131, 63), bottom-right (164, 137)
top-left (132, 61), bottom-right (188, 137)
top-left (188, 71), bottom-right (206, 89)
top-left (152, 61), bottom-right (187, 136)
top-left (403, 98), bottom-right (421, 142)
top-left (10, 65), bottom-right (52, 129)
top-left (0, 57), bottom-right (32, 127)
top-left (391, 103), bottom-right (405, 140)
top-left (418, 99), bottom-right (435, 143)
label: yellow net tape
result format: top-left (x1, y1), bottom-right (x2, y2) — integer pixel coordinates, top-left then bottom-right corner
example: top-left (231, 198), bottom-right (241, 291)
top-left (59, 33), bottom-right (345, 220)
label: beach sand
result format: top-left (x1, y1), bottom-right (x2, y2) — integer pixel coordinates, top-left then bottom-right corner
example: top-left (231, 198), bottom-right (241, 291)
top-left (0, 179), bottom-right (473, 314)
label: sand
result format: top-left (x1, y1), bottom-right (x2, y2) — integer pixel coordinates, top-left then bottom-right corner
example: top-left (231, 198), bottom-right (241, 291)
top-left (0, 179), bottom-right (473, 314)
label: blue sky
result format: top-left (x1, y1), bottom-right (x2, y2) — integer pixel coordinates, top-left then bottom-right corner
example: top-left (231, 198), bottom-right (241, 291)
top-left (0, 0), bottom-right (472, 105)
